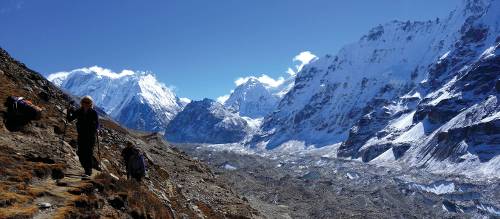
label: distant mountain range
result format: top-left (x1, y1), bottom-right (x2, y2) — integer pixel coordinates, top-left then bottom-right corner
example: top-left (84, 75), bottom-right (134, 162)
top-left (47, 0), bottom-right (500, 178)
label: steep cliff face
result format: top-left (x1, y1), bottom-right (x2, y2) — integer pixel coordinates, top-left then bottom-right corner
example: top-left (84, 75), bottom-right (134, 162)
top-left (253, 0), bottom-right (499, 175)
top-left (166, 99), bottom-right (251, 144)
top-left (47, 67), bottom-right (186, 132)
top-left (338, 0), bottom-right (500, 177)
top-left (0, 48), bottom-right (258, 218)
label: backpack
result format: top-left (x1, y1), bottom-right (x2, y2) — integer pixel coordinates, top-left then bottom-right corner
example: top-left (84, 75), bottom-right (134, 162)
top-left (127, 147), bottom-right (146, 179)
top-left (6, 96), bottom-right (42, 121)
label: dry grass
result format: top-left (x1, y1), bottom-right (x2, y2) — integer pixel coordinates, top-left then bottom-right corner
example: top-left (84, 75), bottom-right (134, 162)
top-left (0, 145), bottom-right (67, 183)
top-left (32, 163), bottom-right (65, 179)
top-left (0, 145), bottom-right (69, 218)
top-left (0, 191), bottom-right (31, 207)
top-left (0, 204), bottom-right (38, 219)
top-left (50, 173), bottom-right (173, 219)
top-left (195, 200), bottom-right (220, 219)
top-left (51, 206), bottom-right (75, 219)
top-left (52, 193), bottom-right (103, 219)
top-left (94, 173), bottom-right (173, 219)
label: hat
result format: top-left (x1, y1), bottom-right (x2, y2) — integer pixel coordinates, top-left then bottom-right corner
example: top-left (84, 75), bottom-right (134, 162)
top-left (80, 96), bottom-right (94, 107)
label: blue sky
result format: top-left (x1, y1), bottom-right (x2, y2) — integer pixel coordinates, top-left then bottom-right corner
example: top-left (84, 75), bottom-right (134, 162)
top-left (0, 0), bottom-right (458, 100)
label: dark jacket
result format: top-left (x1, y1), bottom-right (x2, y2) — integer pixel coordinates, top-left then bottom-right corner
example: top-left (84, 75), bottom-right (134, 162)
top-left (67, 108), bottom-right (99, 136)
top-left (121, 146), bottom-right (146, 180)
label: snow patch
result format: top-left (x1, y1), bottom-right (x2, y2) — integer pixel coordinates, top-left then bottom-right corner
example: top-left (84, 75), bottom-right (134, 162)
top-left (371, 148), bottom-right (396, 163)
top-left (394, 119), bottom-right (428, 143)
top-left (438, 51), bottom-right (451, 63)
top-left (476, 203), bottom-right (500, 216)
top-left (216, 94), bottom-right (230, 104)
top-left (409, 181), bottom-right (456, 195)
top-left (480, 45), bottom-right (496, 60)
top-left (346, 172), bottom-right (360, 180)
top-left (389, 111), bottom-right (415, 130)
top-left (223, 163), bottom-right (237, 171)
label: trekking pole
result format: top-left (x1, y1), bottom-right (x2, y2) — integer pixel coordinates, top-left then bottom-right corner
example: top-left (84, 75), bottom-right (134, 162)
top-left (59, 101), bottom-right (74, 158)
top-left (59, 119), bottom-right (68, 158)
top-left (97, 131), bottom-right (101, 163)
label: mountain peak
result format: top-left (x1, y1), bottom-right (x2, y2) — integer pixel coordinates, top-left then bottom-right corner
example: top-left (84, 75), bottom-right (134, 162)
top-left (224, 77), bottom-right (280, 118)
top-left (166, 98), bottom-right (250, 144)
top-left (47, 67), bottom-right (184, 132)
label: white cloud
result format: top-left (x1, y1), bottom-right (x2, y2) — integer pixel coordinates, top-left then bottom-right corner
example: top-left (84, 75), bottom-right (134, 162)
top-left (46, 71), bottom-right (70, 86)
top-left (83, 66), bottom-right (135, 79)
top-left (47, 65), bottom-right (163, 89)
top-left (294, 51), bottom-right (317, 65)
top-left (179, 97), bottom-right (192, 104)
top-left (50, 66), bottom-right (136, 79)
top-left (220, 51), bottom-right (317, 103)
top-left (288, 51), bottom-right (318, 76)
top-left (234, 74), bottom-right (285, 88)
top-left (217, 94), bottom-right (230, 104)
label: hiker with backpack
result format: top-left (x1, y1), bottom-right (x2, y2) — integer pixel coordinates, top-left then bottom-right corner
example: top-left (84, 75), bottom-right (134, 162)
top-left (67, 96), bottom-right (99, 177)
top-left (121, 141), bottom-right (146, 182)
top-left (4, 96), bottom-right (43, 131)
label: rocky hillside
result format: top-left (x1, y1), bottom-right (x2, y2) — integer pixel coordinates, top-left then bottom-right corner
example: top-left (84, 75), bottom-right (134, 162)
top-left (0, 48), bottom-right (259, 218)
top-left (47, 67), bottom-right (189, 132)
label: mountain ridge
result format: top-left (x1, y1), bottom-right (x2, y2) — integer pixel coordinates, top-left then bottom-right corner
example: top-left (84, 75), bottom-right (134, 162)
top-left (47, 66), bottom-right (187, 132)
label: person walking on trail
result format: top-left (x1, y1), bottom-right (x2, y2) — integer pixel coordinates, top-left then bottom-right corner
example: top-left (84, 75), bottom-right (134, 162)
top-left (67, 96), bottom-right (99, 177)
top-left (121, 142), bottom-right (146, 182)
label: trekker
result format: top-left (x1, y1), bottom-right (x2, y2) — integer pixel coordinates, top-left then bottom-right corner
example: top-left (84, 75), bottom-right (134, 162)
top-left (121, 142), bottom-right (146, 182)
top-left (67, 96), bottom-right (99, 177)
top-left (4, 96), bottom-right (43, 131)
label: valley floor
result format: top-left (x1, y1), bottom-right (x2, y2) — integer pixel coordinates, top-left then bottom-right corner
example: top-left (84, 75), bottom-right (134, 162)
top-left (175, 143), bottom-right (500, 218)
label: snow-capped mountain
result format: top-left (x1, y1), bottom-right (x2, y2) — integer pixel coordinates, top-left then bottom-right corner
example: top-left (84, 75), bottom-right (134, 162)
top-left (223, 77), bottom-right (286, 118)
top-left (251, 0), bottom-right (499, 177)
top-left (222, 52), bottom-right (317, 119)
top-left (47, 66), bottom-right (187, 132)
top-left (165, 98), bottom-right (250, 144)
